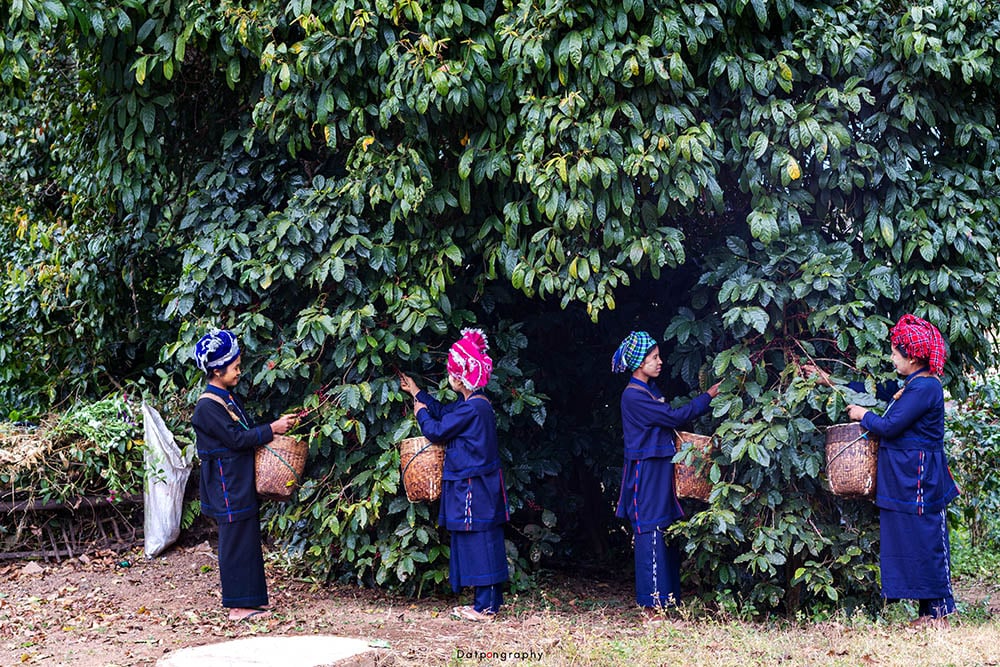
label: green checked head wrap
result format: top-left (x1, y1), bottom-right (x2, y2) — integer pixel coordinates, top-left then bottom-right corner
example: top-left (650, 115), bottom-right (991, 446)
top-left (612, 331), bottom-right (657, 373)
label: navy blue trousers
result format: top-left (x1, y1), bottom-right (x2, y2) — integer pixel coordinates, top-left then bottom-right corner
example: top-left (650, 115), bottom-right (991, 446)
top-left (880, 508), bottom-right (955, 618)
top-left (473, 583), bottom-right (504, 613)
top-left (216, 517), bottom-right (268, 609)
top-left (450, 526), bottom-right (508, 613)
top-left (633, 527), bottom-right (681, 608)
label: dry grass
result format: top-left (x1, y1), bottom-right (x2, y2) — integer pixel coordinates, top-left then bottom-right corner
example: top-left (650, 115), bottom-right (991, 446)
top-left (0, 419), bottom-right (60, 476)
top-left (512, 614), bottom-right (1000, 666)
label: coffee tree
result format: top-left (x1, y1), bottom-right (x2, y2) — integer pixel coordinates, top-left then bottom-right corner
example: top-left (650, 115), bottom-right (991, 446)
top-left (3, 0), bottom-right (999, 612)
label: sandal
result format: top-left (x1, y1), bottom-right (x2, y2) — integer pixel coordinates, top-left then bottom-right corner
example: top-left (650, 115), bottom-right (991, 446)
top-left (451, 605), bottom-right (495, 622)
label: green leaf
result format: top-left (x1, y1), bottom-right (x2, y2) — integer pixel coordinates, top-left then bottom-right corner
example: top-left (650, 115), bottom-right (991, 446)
top-left (747, 209), bottom-right (778, 243)
top-left (741, 307), bottom-right (769, 333)
top-left (140, 104), bottom-right (155, 134)
top-left (879, 216), bottom-right (895, 246)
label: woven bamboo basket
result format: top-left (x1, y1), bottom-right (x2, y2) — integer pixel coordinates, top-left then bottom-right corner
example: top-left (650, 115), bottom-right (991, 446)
top-left (399, 436), bottom-right (445, 502)
top-left (825, 423), bottom-right (878, 498)
top-left (255, 435), bottom-right (308, 501)
top-left (673, 431), bottom-right (716, 502)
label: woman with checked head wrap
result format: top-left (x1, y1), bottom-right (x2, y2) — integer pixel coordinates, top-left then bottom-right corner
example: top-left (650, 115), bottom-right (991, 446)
top-left (612, 331), bottom-right (720, 622)
top-left (400, 329), bottom-right (508, 622)
top-left (843, 314), bottom-right (960, 627)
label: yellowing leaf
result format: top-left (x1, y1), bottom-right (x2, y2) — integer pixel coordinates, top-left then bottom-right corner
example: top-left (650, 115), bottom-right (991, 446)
top-left (786, 156), bottom-right (801, 181)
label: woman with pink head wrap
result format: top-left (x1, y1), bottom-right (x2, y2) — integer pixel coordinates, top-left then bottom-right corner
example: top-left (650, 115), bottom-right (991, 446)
top-left (842, 314), bottom-right (959, 627)
top-left (447, 328), bottom-right (493, 390)
top-left (400, 329), bottom-right (508, 622)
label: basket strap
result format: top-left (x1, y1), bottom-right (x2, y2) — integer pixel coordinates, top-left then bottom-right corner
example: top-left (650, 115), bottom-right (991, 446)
top-left (625, 384), bottom-right (664, 403)
top-left (828, 431), bottom-right (871, 464)
top-left (197, 392), bottom-right (243, 424)
top-left (261, 441), bottom-right (303, 484)
top-left (401, 440), bottom-right (438, 481)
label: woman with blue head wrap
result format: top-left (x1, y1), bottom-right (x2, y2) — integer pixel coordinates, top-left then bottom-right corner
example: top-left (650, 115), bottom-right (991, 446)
top-left (191, 328), bottom-right (297, 622)
top-left (613, 331), bottom-right (720, 622)
top-left (194, 329), bottom-right (241, 375)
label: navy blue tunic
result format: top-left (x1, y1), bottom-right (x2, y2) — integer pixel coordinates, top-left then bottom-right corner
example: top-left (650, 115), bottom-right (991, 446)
top-left (415, 389), bottom-right (509, 591)
top-left (859, 373), bottom-right (959, 515)
top-left (192, 385), bottom-right (273, 523)
top-left (615, 379), bottom-right (713, 533)
top-left (415, 389), bottom-right (508, 531)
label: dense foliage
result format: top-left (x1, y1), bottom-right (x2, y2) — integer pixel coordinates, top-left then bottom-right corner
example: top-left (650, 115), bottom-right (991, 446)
top-left (3, 0), bottom-right (1000, 613)
top-left (948, 373), bottom-right (1000, 550)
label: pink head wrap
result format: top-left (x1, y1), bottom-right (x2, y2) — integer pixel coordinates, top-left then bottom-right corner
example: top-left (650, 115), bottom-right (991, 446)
top-left (890, 314), bottom-right (947, 375)
top-left (447, 328), bottom-right (493, 390)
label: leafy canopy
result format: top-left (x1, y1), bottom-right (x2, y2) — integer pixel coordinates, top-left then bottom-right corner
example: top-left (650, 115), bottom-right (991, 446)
top-left (3, 0), bottom-right (1000, 612)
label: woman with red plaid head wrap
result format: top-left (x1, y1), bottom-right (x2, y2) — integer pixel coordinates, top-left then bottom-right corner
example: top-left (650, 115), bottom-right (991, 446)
top-left (399, 329), bottom-right (508, 622)
top-left (888, 314), bottom-right (948, 376)
top-left (844, 314), bottom-right (959, 628)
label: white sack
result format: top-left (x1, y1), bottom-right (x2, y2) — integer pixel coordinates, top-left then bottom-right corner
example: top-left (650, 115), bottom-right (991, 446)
top-left (142, 402), bottom-right (194, 557)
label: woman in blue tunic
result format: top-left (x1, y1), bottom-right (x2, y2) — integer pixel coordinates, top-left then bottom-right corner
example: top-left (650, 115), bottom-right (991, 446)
top-left (400, 328), bottom-right (508, 622)
top-left (612, 331), bottom-right (720, 620)
top-left (191, 329), bottom-right (297, 622)
top-left (843, 314), bottom-right (960, 627)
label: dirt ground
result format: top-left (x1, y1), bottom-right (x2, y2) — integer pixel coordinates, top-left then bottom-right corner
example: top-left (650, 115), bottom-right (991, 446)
top-left (2, 526), bottom-right (998, 667)
top-left (0, 526), bottom-right (634, 667)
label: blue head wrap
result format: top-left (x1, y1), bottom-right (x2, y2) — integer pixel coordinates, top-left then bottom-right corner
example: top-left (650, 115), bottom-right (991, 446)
top-left (194, 328), bottom-right (240, 372)
top-left (612, 331), bottom-right (657, 373)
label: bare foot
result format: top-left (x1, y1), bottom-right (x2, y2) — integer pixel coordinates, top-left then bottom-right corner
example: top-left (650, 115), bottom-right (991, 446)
top-left (451, 605), bottom-right (495, 622)
top-left (228, 607), bottom-right (272, 622)
top-left (641, 606), bottom-right (688, 626)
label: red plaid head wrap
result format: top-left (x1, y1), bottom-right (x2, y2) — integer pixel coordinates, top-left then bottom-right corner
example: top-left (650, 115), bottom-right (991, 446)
top-left (890, 314), bottom-right (947, 375)
top-left (447, 328), bottom-right (493, 390)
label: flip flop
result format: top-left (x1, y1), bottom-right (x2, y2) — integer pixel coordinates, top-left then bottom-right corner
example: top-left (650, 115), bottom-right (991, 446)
top-left (229, 608), bottom-right (272, 622)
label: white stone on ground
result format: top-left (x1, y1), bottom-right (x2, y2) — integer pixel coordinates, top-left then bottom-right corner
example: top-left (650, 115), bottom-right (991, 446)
top-left (156, 635), bottom-right (383, 666)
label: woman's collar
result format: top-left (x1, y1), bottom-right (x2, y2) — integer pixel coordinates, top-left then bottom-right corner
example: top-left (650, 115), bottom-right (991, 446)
top-left (205, 384), bottom-right (229, 398)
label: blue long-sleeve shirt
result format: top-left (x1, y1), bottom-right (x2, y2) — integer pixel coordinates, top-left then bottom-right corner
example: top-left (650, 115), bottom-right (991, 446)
top-left (615, 378), bottom-right (713, 532)
top-left (857, 370), bottom-right (959, 514)
top-left (620, 378), bottom-right (713, 461)
top-left (192, 385), bottom-right (273, 522)
top-left (416, 389), bottom-right (501, 480)
top-left (415, 389), bottom-right (507, 531)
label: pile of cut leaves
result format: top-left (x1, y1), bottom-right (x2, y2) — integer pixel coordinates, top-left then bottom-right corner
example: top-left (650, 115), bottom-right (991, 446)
top-left (0, 393), bottom-right (144, 506)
